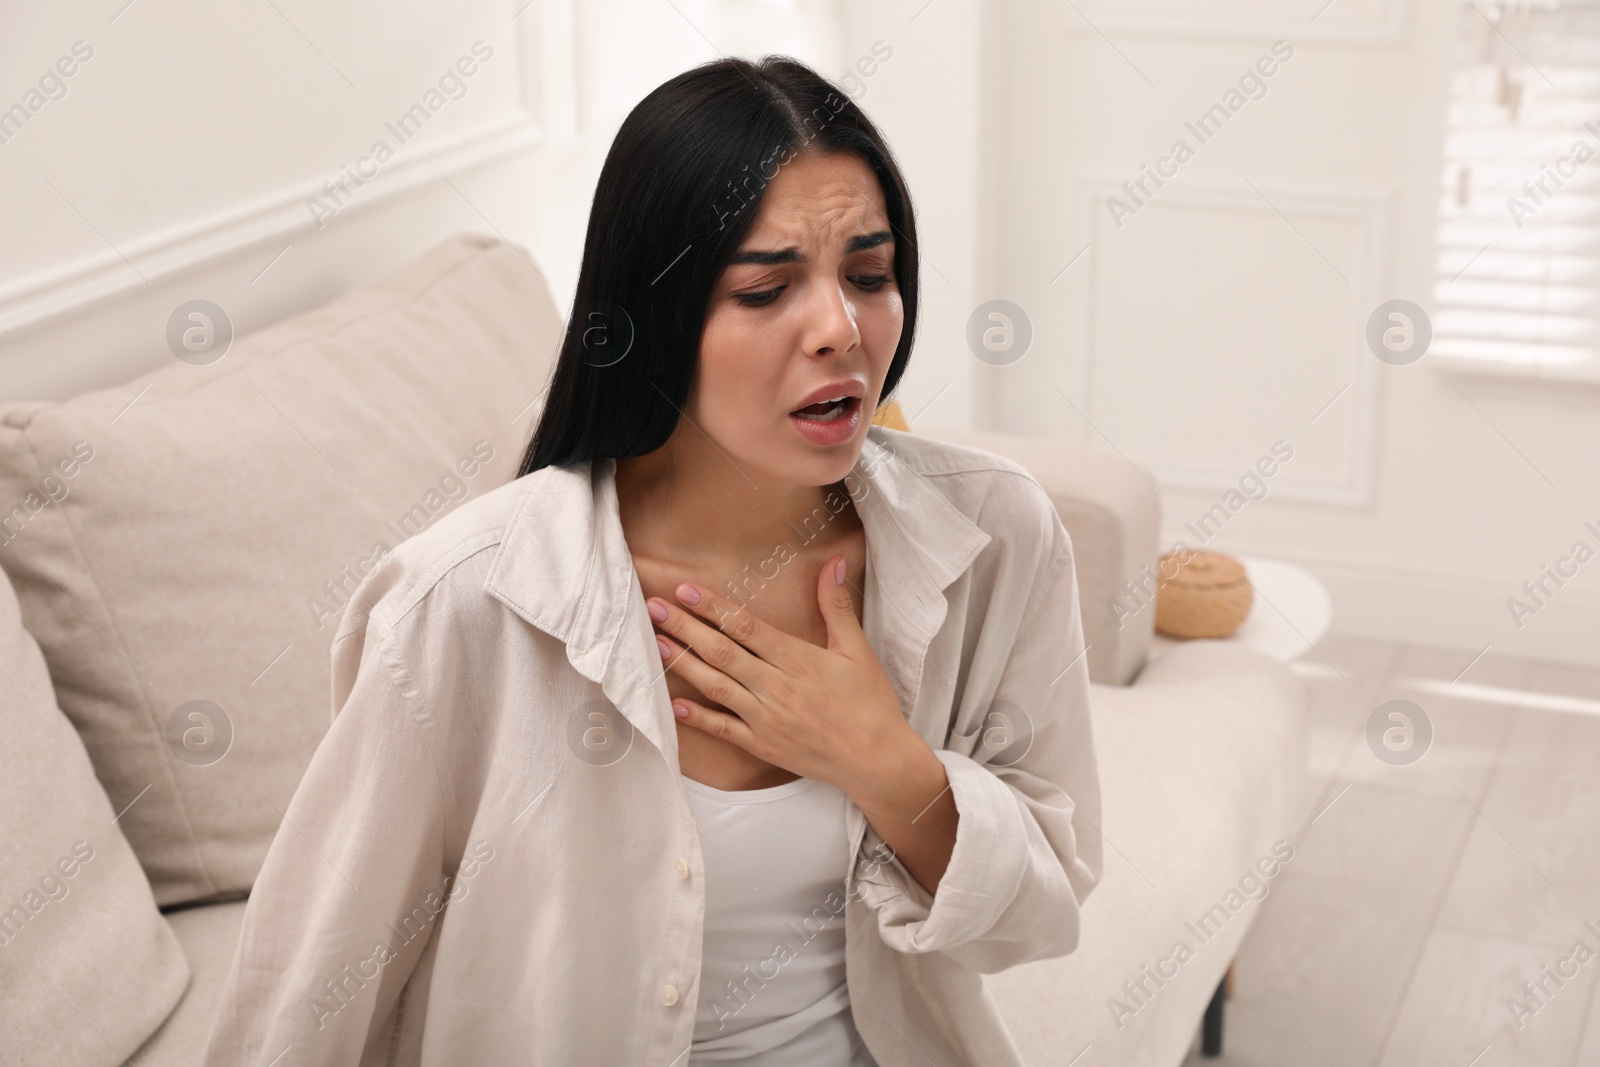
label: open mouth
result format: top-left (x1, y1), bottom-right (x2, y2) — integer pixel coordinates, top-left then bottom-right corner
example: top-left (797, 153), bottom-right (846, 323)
top-left (790, 395), bottom-right (859, 421)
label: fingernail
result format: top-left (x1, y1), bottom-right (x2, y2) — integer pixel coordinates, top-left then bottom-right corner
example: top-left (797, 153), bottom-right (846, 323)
top-left (672, 702), bottom-right (689, 719)
top-left (675, 583), bottom-right (701, 606)
top-left (647, 600), bottom-right (668, 623)
top-left (657, 637), bottom-right (672, 661)
top-left (834, 558), bottom-right (846, 585)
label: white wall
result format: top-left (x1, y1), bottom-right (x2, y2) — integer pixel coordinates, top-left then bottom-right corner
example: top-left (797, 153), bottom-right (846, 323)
top-left (877, 0), bottom-right (1600, 668)
top-left (3, 2), bottom-right (529, 399)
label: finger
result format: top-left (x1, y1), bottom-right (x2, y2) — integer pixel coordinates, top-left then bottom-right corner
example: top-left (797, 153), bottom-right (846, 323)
top-left (817, 554), bottom-right (865, 656)
top-left (655, 583), bottom-right (792, 680)
top-left (655, 631), bottom-right (760, 724)
top-left (668, 585), bottom-right (793, 668)
top-left (669, 695), bottom-right (759, 752)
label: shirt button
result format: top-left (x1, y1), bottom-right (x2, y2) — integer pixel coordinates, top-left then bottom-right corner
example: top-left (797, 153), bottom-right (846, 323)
top-left (675, 858), bottom-right (689, 879)
top-left (660, 984), bottom-right (680, 1006)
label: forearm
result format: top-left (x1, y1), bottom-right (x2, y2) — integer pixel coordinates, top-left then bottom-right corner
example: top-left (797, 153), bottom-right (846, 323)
top-left (846, 727), bottom-right (959, 897)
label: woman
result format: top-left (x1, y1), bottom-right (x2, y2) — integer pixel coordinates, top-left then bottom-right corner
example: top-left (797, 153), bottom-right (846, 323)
top-left (203, 55), bottom-right (1100, 1067)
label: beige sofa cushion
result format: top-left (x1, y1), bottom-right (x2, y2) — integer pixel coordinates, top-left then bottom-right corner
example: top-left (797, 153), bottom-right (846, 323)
top-left (129, 900), bottom-right (249, 1066)
top-left (0, 234), bottom-right (561, 905)
top-left (0, 565), bottom-right (191, 1064)
top-left (988, 640), bottom-right (1311, 1066)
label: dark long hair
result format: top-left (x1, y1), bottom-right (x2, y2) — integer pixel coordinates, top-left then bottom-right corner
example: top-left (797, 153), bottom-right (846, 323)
top-left (516, 55), bottom-right (920, 475)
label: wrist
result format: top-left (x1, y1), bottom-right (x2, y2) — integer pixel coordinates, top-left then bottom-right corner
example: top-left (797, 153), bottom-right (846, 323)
top-left (847, 725), bottom-right (944, 818)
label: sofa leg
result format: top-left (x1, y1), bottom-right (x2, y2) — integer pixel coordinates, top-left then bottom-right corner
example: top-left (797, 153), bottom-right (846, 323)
top-left (1201, 974), bottom-right (1226, 1057)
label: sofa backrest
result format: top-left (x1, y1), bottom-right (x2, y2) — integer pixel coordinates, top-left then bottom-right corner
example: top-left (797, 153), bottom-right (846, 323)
top-left (0, 234), bottom-right (562, 906)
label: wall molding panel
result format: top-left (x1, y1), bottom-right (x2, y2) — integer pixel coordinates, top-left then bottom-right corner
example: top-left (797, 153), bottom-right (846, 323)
top-left (0, 0), bottom-right (594, 346)
top-left (0, 115), bottom-right (542, 343)
top-left (1053, 0), bottom-right (1411, 45)
top-left (1074, 172), bottom-right (1393, 509)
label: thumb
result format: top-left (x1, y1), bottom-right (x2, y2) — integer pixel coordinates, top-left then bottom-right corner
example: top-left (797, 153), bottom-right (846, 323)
top-left (819, 554), bottom-right (863, 653)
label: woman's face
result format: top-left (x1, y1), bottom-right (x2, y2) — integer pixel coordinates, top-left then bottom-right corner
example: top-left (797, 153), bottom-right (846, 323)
top-left (687, 149), bottom-right (903, 488)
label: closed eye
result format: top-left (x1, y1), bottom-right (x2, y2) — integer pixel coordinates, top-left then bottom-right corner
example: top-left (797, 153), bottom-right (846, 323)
top-left (734, 286), bottom-right (784, 308)
top-left (734, 274), bottom-right (892, 308)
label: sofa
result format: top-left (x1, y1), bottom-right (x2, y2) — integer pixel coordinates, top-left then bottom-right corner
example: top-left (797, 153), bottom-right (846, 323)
top-left (0, 233), bottom-right (1309, 1066)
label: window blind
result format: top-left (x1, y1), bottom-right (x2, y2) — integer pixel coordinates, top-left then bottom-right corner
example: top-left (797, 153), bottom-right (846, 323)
top-left (1433, 0), bottom-right (1600, 379)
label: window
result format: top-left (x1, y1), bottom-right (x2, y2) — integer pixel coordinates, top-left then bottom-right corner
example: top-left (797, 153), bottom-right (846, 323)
top-left (1433, 0), bottom-right (1600, 381)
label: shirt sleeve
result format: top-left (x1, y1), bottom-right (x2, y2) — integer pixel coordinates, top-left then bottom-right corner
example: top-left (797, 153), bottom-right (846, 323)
top-left (200, 611), bottom-right (449, 1065)
top-left (853, 488), bottom-right (1103, 973)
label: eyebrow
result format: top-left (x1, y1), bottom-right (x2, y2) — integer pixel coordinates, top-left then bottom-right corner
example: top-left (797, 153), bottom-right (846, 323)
top-left (726, 229), bottom-right (893, 266)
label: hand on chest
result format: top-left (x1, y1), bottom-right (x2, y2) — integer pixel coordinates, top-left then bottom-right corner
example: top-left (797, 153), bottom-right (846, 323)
top-left (627, 521), bottom-right (908, 796)
top-left (633, 550), bottom-right (865, 715)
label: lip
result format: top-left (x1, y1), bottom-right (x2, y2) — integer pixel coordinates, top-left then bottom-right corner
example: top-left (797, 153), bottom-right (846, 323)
top-left (788, 395), bottom-right (862, 447)
top-left (790, 378), bottom-right (867, 413)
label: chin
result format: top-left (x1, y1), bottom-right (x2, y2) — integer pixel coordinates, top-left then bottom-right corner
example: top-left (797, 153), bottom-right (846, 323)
top-left (753, 435), bottom-right (864, 489)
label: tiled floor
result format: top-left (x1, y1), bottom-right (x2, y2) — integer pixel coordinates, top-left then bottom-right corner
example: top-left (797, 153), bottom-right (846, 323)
top-left (1181, 634), bottom-right (1600, 1067)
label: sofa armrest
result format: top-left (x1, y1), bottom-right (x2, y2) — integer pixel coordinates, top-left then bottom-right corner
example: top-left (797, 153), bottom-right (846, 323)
top-left (920, 428), bottom-right (1160, 687)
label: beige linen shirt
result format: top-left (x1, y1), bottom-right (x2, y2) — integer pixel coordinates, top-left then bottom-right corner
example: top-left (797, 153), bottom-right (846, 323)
top-left (201, 424), bottom-right (1102, 1067)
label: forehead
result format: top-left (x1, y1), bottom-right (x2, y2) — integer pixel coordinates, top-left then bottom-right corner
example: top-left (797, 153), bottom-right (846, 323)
top-left (742, 151), bottom-right (888, 243)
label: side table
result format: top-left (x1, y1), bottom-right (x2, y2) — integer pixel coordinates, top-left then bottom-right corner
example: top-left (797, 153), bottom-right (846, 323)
top-left (1149, 555), bottom-right (1332, 664)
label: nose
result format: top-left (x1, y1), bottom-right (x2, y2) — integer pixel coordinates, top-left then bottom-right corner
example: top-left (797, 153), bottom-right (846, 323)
top-left (804, 276), bottom-right (861, 358)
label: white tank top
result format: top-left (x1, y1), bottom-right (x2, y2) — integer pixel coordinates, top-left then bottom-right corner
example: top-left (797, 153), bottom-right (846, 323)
top-left (681, 772), bottom-right (879, 1067)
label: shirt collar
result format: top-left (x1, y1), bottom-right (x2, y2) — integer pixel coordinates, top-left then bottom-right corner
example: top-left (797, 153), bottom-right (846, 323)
top-left (484, 425), bottom-right (992, 756)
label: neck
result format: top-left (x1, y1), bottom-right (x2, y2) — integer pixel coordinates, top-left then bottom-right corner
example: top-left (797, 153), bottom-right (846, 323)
top-left (612, 440), bottom-right (858, 566)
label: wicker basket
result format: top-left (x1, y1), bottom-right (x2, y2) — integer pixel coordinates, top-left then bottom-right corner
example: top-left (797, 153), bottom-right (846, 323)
top-left (1154, 550), bottom-right (1253, 639)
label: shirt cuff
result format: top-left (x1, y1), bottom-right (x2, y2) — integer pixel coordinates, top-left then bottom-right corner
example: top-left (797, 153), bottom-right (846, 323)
top-left (853, 747), bottom-right (1030, 955)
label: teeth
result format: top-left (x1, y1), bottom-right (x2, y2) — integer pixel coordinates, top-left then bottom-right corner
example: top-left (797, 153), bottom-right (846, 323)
top-left (794, 396), bottom-right (851, 421)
